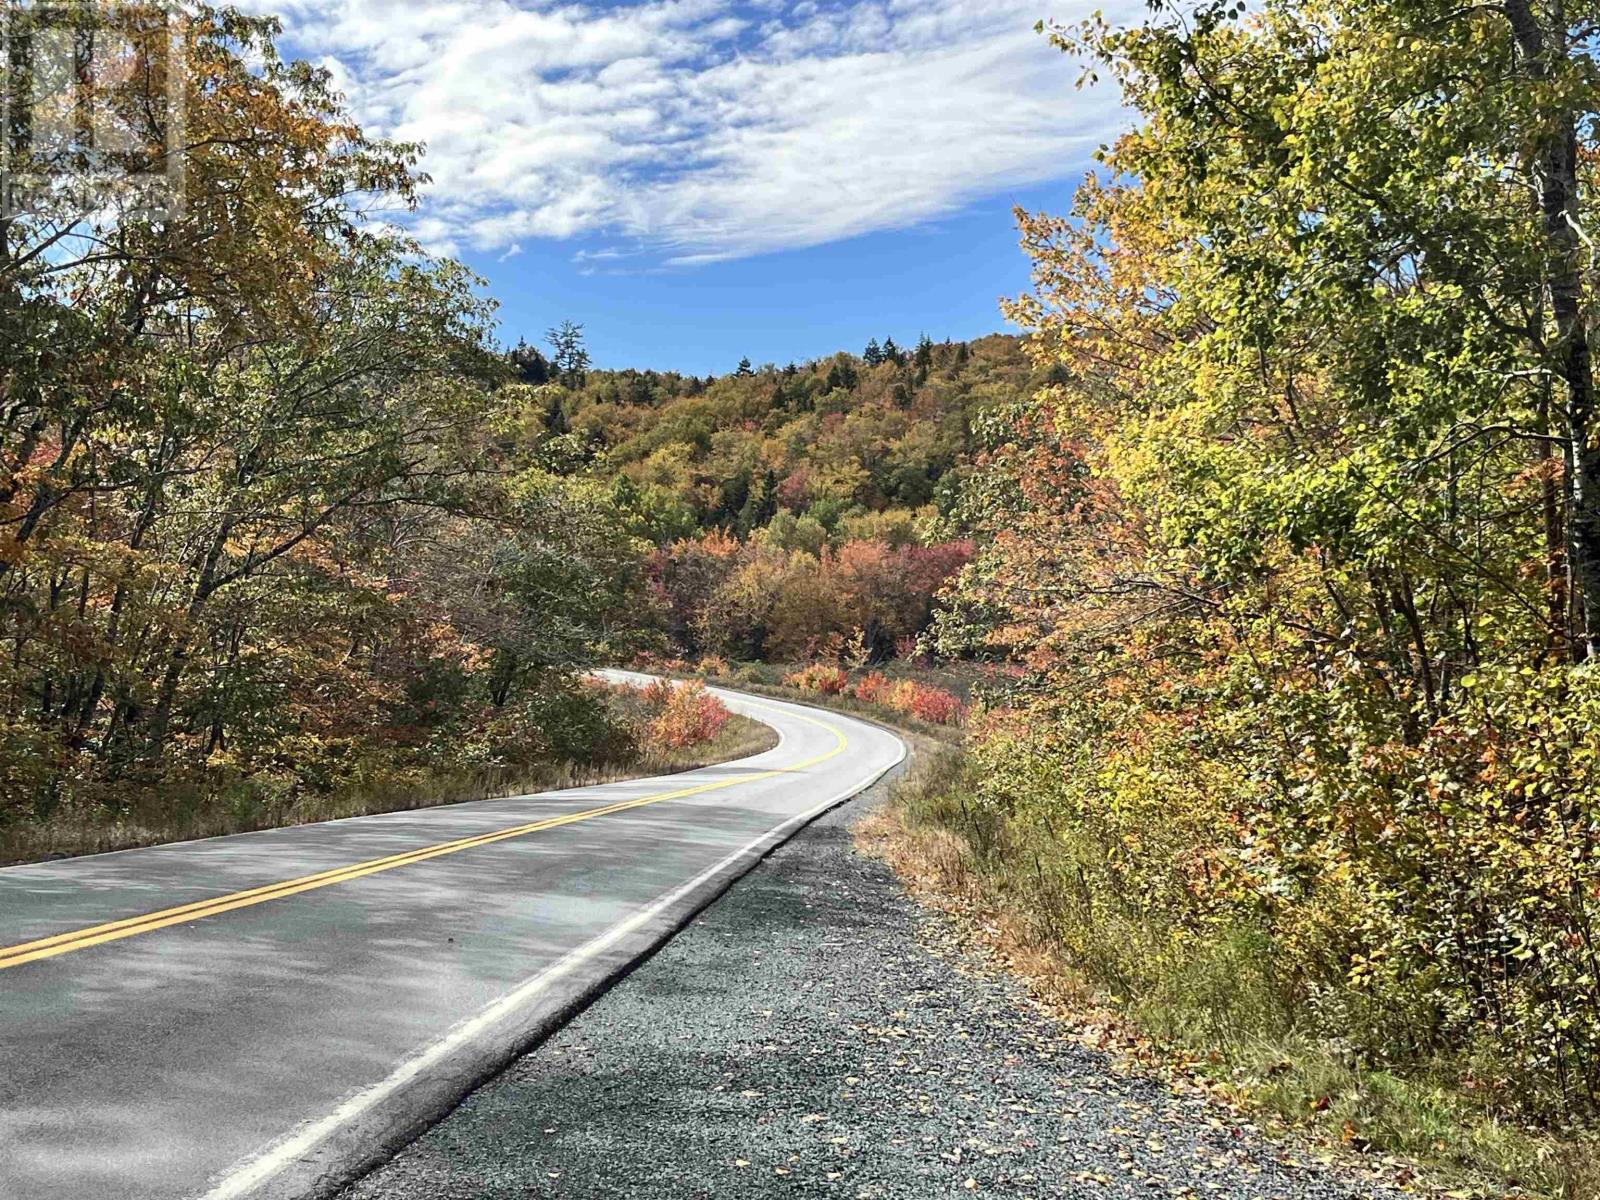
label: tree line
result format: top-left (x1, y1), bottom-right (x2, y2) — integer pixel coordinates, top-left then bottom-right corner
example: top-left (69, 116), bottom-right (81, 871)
top-left (0, 12), bottom-right (646, 836)
top-left (0, 7), bottom-right (1026, 843)
top-left (929, 0), bottom-right (1600, 1145)
top-left (503, 329), bottom-right (1035, 662)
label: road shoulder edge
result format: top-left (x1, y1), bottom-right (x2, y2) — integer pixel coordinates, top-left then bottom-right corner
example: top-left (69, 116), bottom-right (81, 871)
top-left (200, 689), bottom-right (911, 1200)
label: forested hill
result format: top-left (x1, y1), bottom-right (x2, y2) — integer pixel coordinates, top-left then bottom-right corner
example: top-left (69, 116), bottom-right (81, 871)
top-left (0, 9), bottom-right (1031, 854)
top-left (508, 332), bottom-right (1033, 545)
top-left (497, 333), bottom-right (1040, 662)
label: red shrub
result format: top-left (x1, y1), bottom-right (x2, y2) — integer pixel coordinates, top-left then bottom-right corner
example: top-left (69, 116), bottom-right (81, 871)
top-left (877, 679), bottom-right (965, 726)
top-left (646, 682), bottom-right (731, 749)
top-left (903, 685), bottom-right (964, 726)
top-left (641, 677), bottom-right (676, 711)
top-left (850, 672), bottom-right (894, 705)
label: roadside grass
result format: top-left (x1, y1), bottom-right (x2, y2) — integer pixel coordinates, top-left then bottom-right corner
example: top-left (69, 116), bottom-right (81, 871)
top-left (692, 665), bottom-right (969, 743)
top-left (718, 657), bottom-right (987, 701)
top-left (0, 714), bottom-right (775, 867)
top-left (858, 748), bottom-right (1600, 1200)
top-left (716, 680), bottom-right (1600, 1200)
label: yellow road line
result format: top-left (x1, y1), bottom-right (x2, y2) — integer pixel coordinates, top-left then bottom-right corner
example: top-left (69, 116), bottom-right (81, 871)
top-left (0, 700), bottom-right (846, 973)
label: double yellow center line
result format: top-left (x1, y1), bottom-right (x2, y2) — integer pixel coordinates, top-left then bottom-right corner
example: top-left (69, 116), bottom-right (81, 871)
top-left (0, 703), bottom-right (846, 973)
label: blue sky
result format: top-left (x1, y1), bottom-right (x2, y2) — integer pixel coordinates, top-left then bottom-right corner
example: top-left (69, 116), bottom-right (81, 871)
top-left (247, 0), bottom-right (1132, 375)
top-left (460, 178), bottom-right (1078, 375)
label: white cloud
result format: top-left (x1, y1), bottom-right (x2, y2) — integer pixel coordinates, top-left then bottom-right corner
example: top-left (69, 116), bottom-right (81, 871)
top-left (241, 0), bottom-right (1131, 263)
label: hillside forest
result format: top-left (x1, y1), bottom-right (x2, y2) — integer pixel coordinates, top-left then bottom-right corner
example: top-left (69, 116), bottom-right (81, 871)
top-left (7, 1), bottom-right (1600, 1191)
top-left (0, 6), bottom-right (1037, 856)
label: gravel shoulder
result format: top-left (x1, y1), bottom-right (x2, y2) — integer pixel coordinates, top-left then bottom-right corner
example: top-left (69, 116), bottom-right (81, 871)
top-left (341, 769), bottom-right (1387, 1200)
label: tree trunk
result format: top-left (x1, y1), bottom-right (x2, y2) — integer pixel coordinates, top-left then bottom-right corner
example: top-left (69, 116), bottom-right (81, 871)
top-left (1505, 0), bottom-right (1600, 656)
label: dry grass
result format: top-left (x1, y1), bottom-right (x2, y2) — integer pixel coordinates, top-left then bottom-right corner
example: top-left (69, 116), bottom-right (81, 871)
top-left (674, 678), bottom-right (1600, 1198)
top-left (697, 670), bottom-right (967, 741)
top-left (0, 714), bottom-right (777, 867)
top-left (852, 743), bottom-right (1600, 1200)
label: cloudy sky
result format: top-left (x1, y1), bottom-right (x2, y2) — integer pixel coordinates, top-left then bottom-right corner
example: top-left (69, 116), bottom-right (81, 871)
top-left (248, 0), bottom-right (1128, 373)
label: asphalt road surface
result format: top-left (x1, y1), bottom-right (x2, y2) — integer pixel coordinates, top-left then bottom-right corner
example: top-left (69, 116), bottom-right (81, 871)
top-left (0, 676), bottom-right (905, 1200)
top-left (341, 771), bottom-right (1381, 1200)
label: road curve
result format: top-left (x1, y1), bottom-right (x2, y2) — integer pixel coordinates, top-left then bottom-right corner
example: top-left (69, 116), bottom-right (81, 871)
top-left (0, 676), bottom-right (906, 1200)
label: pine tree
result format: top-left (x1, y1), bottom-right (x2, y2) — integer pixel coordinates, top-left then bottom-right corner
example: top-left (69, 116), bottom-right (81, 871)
top-left (545, 320), bottom-right (591, 389)
top-left (736, 356), bottom-right (755, 377)
top-left (882, 336), bottom-right (904, 366)
top-left (825, 356), bottom-right (859, 392)
top-left (626, 372), bottom-right (655, 406)
top-left (863, 338), bottom-right (884, 367)
top-left (510, 339), bottom-right (551, 384)
top-left (545, 395), bottom-right (570, 435)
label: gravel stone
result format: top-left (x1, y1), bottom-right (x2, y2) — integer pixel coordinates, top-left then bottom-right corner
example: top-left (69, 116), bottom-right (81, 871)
top-left (341, 784), bottom-right (1387, 1200)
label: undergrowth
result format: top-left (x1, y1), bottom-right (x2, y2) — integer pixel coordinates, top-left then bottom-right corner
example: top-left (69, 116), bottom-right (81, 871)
top-left (1, 697), bottom-right (773, 866)
top-left (855, 748), bottom-right (1600, 1200)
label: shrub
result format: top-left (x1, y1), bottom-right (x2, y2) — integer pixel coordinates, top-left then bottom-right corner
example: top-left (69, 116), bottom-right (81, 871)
top-left (644, 682), bottom-right (732, 750)
top-left (901, 684), bottom-right (965, 726)
top-left (873, 679), bottom-right (965, 726)
top-left (784, 664), bottom-right (849, 695)
top-left (851, 671), bottom-right (894, 705)
top-left (640, 677), bottom-right (676, 711)
top-left (955, 658), bottom-right (1600, 1125)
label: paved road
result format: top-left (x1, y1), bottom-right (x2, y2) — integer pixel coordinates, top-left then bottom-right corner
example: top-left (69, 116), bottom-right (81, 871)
top-left (0, 677), bottom-right (905, 1200)
top-left (341, 768), bottom-right (1380, 1200)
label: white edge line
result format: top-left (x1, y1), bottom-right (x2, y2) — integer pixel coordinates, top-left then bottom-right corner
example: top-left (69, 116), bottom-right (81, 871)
top-left (198, 716), bottom-right (906, 1200)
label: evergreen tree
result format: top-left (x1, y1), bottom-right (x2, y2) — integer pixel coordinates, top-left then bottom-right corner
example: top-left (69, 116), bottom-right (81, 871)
top-left (625, 372), bottom-right (656, 406)
top-left (914, 333), bottom-right (935, 378)
top-left (882, 336), bottom-right (904, 366)
top-left (510, 339), bottom-right (551, 384)
top-left (825, 356), bottom-right (859, 392)
top-left (544, 395), bottom-right (570, 435)
top-left (863, 338), bottom-right (884, 366)
top-left (545, 320), bottom-right (591, 389)
top-left (735, 468), bottom-right (780, 534)
top-left (736, 356), bottom-right (755, 377)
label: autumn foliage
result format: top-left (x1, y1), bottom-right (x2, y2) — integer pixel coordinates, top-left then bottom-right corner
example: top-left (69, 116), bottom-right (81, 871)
top-left (640, 682), bottom-right (733, 750)
top-left (783, 666), bottom-right (966, 727)
top-left (0, 13), bottom-right (651, 845)
top-left (783, 665), bottom-right (850, 696)
top-left (913, 0), bottom-right (1600, 1137)
top-left (888, 681), bottom-right (964, 726)
top-left (645, 533), bottom-right (975, 664)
